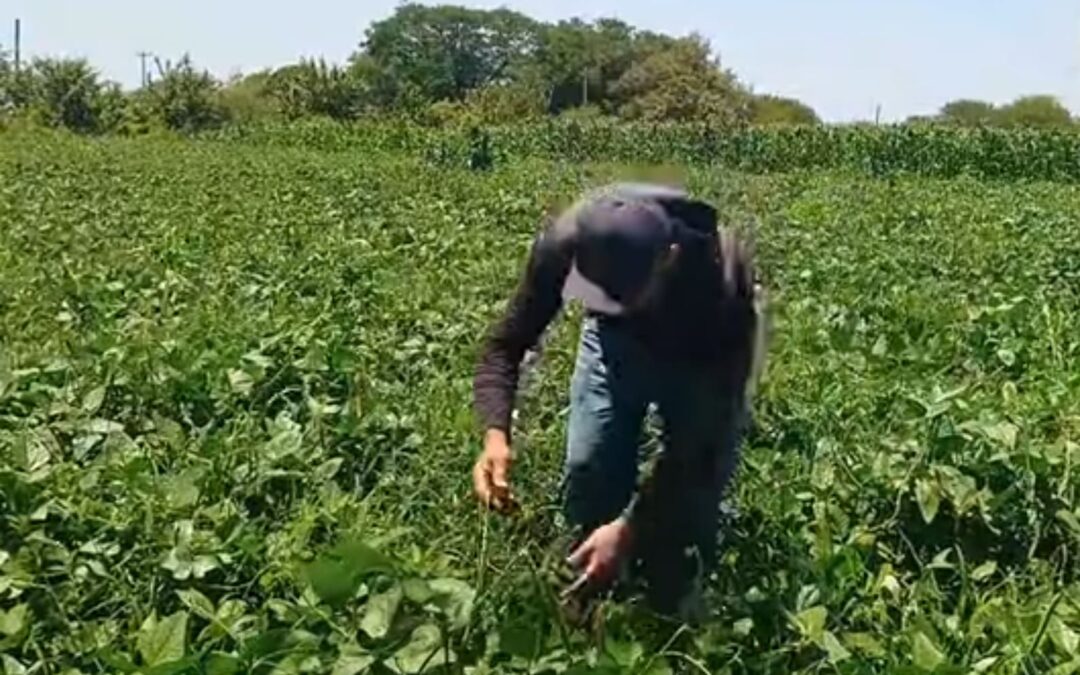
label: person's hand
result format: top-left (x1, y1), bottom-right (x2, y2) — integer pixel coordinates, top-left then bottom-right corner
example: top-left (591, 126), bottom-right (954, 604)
top-left (563, 517), bottom-right (634, 597)
top-left (472, 429), bottom-right (517, 513)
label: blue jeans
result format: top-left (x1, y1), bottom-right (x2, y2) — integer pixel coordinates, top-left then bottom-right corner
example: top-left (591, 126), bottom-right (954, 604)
top-left (561, 315), bottom-right (746, 604)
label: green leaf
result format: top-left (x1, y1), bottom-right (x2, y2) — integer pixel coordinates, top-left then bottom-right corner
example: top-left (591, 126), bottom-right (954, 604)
top-left (970, 561), bottom-right (997, 582)
top-left (498, 623), bottom-right (543, 659)
top-left (266, 415), bottom-right (303, 459)
top-left (269, 653), bottom-right (321, 675)
top-left (820, 630), bottom-right (851, 663)
top-left (165, 471), bottom-right (201, 509)
top-left (332, 644), bottom-right (376, 675)
top-left (929, 549), bottom-right (953, 570)
top-left (1050, 617), bottom-right (1080, 657)
top-left (306, 538), bottom-right (397, 607)
top-left (971, 656), bottom-right (999, 673)
top-left (305, 558), bottom-right (358, 607)
top-left (912, 631), bottom-right (945, 672)
top-left (207, 599), bottom-right (250, 640)
top-left (334, 538), bottom-right (396, 576)
top-left (1049, 659), bottom-right (1080, 675)
top-left (314, 458), bottom-right (344, 483)
top-left (0, 604), bottom-right (28, 637)
top-left (733, 618), bottom-right (754, 637)
top-left (242, 629), bottom-right (292, 660)
top-left (82, 385), bottom-right (107, 414)
top-left (391, 624), bottom-right (451, 674)
top-left (143, 657), bottom-right (199, 675)
top-left (871, 335), bottom-right (888, 357)
top-left (205, 652), bottom-right (243, 675)
top-left (1, 655), bottom-right (27, 675)
top-left (985, 421), bottom-right (1018, 449)
top-left (794, 606), bottom-right (827, 642)
top-left (428, 578), bottom-right (475, 631)
top-left (227, 369), bottom-right (254, 395)
top-left (192, 555), bottom-right (219, 579)
top-left (138, 611), bottom-right (188, 667)
top-left (177, 589), bottom-right (215, 620)
top-left (361, 585), bottom-right (403, 640)
top-left (603, 640), bottom-right (643, 666)
top-left (98, 649), bottom-right (139, 673)
top-left (162, 547), bottom-right (192, 580)
top-left (84, 418), bottom-right (125, 435)
top-left (16, 429), bottom-right (52, 473)
top-left (915, 479), bottom-right (940, 524)
top-left (401, 578), bottom-right (434, 604)
top-left (845, 632), bottom-right (885, 657)
top-left (1057, 510), bottom-right (1080, 538)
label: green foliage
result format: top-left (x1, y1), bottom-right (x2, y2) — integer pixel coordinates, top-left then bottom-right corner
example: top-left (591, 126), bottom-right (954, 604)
top-left (939, 99), bottom-right (997, 127)
top-left (217, 71), bottom-right (279, 124)
top-left (527, 18), bottom-right (674, 115)
top-left (361, 3), bottom-right (541, 104)
top-left (997, 95), bottom-right (1073, 128)
top-left (266, 59), bottom-right (367, 121)
top-left (0, 48), bottom-right (33, 116)
top-left (612, 35), bottom-right (749, 125)
top-left (0, 6), bottom-right (823, 130)
top-left (3, 127), bottom-right (1080, 672)
top-left (212, 119), bottom-right (1080, 182)
top-left (143, 54), bottom-right (226, 132)
top-left (934, 96), bottom-right (1074, 130)
top-left (751, 94), bottom-right (820, 126)
top-left (25, 58), bottom-right (106, 133)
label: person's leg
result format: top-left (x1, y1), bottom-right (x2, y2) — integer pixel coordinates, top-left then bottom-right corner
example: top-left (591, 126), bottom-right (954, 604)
top-left (637, 367), bottom-right (746, 619)
top-left (561, 316), bottom-right (650, 544)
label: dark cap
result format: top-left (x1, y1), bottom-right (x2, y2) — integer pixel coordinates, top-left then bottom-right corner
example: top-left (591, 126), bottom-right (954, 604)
top-left (562, 185), bottom-right (715, 314)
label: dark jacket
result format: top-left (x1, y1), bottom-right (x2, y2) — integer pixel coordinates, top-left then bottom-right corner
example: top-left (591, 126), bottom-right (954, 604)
top-left (473, 184), bottom-right (759, 436)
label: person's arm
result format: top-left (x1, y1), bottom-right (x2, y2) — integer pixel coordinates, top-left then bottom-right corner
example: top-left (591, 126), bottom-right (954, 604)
top-left (473, 217), bottom-right (576, 437)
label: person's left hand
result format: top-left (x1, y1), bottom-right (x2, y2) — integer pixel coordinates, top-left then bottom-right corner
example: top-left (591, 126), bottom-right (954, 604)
top-left (563, 518), bottom-right (634, 597)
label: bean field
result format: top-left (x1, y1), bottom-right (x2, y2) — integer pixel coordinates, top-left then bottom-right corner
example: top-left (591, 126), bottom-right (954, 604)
top-left (2, 129), bottom-right (1080, 674)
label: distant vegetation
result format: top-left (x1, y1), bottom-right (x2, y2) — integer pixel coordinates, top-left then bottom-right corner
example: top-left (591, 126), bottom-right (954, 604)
top-left (1, 3), bottom-right (1073, 136)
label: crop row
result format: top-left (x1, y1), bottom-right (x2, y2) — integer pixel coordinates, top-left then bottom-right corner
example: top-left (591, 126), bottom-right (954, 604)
top-left (210, 119), bottom-right (1080, 181)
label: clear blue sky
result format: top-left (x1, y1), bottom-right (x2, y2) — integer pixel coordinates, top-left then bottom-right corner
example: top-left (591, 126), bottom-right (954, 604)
top-left (5, 0), bottom-right (1079, 122)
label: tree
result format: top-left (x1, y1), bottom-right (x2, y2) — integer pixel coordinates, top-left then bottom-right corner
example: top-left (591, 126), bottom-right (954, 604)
top-left (996, 95), bottom-right (1072, 128)
top-left (750, 94), bottom-right (819, 126)
top-left (266, 59), bottom-right (366, 120)
top-left (360, 3), bottom-right (540, 105)
top-left (218, 70), bottom-right (279, 123)
top-left (462, 81), bottom-right (545, 123)
top-left (143, 55), bottom-right (226, 132)
top-left (27, 58), bottom-right (104, 132)
top-left (938, 99), bottom-right (996, 126)
top-left (94, 82), bottom-right (130, 133)
top-left (525, 18), bottom-right (676, 114)
top-left (612, 35), bottom-right (749, 125)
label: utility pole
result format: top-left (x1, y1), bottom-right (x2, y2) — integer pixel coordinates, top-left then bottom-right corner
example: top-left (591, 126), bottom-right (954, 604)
top-left (13, 18), bottom-right (21, 72)
top-left (137, 51), bottom-right (152, 87)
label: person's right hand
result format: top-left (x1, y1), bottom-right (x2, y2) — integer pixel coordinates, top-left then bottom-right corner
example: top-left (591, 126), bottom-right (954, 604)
top-left (472, 429), bottom-right (517, 513)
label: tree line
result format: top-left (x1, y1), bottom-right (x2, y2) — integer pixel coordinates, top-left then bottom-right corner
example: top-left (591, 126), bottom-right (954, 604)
top-left (0, 3), bottom-right (1074, 135)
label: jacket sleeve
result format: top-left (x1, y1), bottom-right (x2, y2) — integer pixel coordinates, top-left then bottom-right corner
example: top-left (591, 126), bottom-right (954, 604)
top-left (473, 217), bottom-right (576, 437)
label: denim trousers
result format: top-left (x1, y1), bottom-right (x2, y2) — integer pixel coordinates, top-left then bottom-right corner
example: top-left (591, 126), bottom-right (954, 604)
top-left (560, 315), bottom-right (746, 606)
